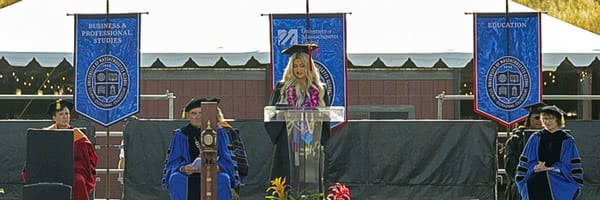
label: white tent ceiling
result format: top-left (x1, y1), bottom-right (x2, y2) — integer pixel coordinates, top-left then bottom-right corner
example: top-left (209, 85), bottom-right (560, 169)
top-left (1, 0), bottom-right (599, 69)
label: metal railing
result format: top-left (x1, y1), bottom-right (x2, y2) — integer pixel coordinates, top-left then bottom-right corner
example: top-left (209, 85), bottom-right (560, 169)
top-left (435, 91), bottom-right (600, 119)
top-left (0, 90), bottom-right (176, 119)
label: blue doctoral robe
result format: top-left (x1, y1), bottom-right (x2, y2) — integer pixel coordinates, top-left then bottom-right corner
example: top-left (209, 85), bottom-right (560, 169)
top-left (162, 124), bottom-right (238, 200)
top-left (516, 129), bottom-right (583, 200)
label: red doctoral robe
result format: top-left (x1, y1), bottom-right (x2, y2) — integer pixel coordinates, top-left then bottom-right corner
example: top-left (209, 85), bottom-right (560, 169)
top-left (22, 125), bottom-right (98, 200)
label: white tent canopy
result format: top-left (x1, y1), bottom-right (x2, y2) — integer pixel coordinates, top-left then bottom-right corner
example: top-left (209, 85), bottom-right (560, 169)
top-left (1, 0), bottom-right (599, 69)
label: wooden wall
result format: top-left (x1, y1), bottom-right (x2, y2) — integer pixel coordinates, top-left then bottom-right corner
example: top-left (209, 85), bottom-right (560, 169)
top-left (136, 78), bottom-right (455, 120)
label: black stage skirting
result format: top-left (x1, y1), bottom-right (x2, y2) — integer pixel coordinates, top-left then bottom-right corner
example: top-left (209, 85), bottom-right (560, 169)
top-left (0, 120), bottom-right (94, 200)
top-left (1, 119), bottom-right (599, 199)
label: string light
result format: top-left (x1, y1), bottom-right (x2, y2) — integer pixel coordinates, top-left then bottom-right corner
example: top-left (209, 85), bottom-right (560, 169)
top-left (579, 71), bottom-right (588, 82)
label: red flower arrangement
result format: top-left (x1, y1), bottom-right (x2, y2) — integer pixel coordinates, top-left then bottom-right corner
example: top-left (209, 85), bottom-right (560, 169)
top-left (326, 183), bottom-right (351, 200)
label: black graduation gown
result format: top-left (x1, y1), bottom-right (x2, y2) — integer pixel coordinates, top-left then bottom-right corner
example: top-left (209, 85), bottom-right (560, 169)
top-left (504, 127), bottom-right (534, 200)
top-left (264, 82), bottom-right (331, 187)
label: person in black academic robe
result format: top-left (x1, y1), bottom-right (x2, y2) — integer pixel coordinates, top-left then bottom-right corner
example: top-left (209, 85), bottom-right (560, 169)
top-left (264, 44), bottom-right (331, 193)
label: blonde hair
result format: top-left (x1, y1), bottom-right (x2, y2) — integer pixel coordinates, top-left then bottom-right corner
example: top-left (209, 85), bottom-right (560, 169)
top-left (216, 107), bottom-right (225, 122)
top-left (278, 52), bottom-right (326, 107)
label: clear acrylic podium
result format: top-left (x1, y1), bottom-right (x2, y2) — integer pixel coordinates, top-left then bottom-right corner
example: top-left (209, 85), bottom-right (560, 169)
top-left (264, 106), bottom-right (344, 195)
top-left (264, 106), bottom-right (345, 123)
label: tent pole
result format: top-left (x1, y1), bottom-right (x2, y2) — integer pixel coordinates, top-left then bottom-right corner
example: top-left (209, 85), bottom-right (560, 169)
top-left (305, 0), bottom-right (311, 43)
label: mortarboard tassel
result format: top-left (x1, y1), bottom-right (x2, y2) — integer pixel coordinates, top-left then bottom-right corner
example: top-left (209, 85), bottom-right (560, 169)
top-left (308, 46), bottom-right (313, 72)
top-left (56, 99), bottom-right (61, 111)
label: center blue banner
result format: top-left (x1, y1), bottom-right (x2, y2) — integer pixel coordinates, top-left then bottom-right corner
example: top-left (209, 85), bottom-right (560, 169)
top-left (74, 13), bottom-right (140, 127)
top-left (269, 13), bottom-right (347, 128)
top-left (474, 12), bottom-right (542, 126)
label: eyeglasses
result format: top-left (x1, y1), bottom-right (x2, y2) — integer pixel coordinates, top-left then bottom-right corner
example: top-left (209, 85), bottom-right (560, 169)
top-left (541, 117), bottom-right (556, 121)
top-left (531, 115), bottom-right (540, 120)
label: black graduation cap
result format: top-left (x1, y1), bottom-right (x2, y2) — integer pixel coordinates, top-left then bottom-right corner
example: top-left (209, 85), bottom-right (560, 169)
top-left (523, 102), bottom-right (547, 114)
top-left (539, 105), bottom-right (567, 127)
top-left (539, 105), bottom-right (566, 118)
top-left (282, 44), bottom-right (318, 72)
top-left (183, 97), bottom-right (221, 112)
top-left (281, 43), bottom-right (318, 55)
top-left (47, 99), bottom-right (73, 116)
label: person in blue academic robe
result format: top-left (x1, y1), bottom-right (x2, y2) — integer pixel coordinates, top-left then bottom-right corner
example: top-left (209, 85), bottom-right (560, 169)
top-left (504, 102), bottom-right (546, 200)
top-left (516, 105), bottom-right (584, 200)
top-left (162, 98), bottom-right (239, 200)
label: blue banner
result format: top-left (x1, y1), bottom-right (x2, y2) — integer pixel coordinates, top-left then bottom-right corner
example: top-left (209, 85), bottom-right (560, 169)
top-left (74, 13), bottom-right (140, 127)
top-left (270, 13), bottom-right (347, 128)
top-left (474, 13), bottom-right (542, 126)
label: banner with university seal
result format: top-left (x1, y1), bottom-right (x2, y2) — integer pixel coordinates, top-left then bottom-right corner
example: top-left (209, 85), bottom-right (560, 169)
top-left (474, 12), bottom-right (542, 126)
top-left (74, 13), bottom-right (140, 127)
top-left (269, 13), bottom-right (348, 128)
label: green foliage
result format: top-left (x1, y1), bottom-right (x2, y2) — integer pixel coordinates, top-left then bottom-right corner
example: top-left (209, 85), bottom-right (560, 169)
top-left (265, 189), bottom-right (323, 200)
top-left (265, 177), bottom-right (323, 200)
top-left (515, 0), bottom-right (600, 34)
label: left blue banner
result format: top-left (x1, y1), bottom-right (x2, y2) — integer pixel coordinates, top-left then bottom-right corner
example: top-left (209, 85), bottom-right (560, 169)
top-left (74, 13), bottom-right (140, 127)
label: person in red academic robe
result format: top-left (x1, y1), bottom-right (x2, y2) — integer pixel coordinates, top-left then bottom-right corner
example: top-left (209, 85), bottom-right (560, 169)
top-left (22, 99), bottom-right (98, 200)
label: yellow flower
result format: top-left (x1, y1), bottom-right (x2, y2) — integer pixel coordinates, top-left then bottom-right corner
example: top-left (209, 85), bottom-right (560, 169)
top-left (266, 177), bottom-right (288, 199)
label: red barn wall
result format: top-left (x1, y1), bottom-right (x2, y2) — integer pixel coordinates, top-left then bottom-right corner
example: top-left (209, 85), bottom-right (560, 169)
top-left (136, 78), bottom-right (454, 120)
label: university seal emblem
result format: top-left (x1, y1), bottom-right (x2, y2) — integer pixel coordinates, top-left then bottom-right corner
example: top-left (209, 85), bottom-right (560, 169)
top-left (315, 60), bottom-right (334, 102)
top-left (486, 56), bottom-right (530, 110)
top-left (85, 55), bottom-right (130, 109)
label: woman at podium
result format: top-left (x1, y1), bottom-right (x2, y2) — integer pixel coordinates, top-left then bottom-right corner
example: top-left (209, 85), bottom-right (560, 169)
top-left (265, 44), bottom-right (331, 192)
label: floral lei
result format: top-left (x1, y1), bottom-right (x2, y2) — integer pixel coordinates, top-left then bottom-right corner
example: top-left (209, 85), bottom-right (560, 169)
top-left (286, 84), bottom-right (320, 108)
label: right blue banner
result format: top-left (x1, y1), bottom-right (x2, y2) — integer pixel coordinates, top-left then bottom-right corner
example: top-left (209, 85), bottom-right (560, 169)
top-left (474, 12), bottom-right (542, 126)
